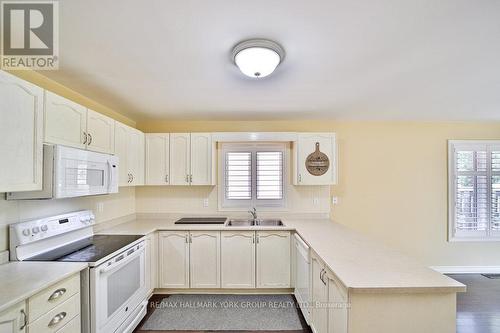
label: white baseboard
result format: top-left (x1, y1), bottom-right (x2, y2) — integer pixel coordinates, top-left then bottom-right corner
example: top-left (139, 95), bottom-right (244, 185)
top-left (430, 266), bottom-right (500, 274)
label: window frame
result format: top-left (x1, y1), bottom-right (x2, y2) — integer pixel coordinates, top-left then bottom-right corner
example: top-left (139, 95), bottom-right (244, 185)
top-left (448, 140), bottom-right (500, 242)
top-left (219, 142), bottom-right (288, 211)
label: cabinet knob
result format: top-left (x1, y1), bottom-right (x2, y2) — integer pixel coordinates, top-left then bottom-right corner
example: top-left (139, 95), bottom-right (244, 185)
top-left (48, 312), bottom-right (67, 328)
top-left (165, 175), bottom-right (169, 183)
top-left (48, 288), bottom-right (66, 301)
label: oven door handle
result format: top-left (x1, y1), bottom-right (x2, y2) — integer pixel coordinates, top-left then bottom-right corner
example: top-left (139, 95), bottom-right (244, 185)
top-left (99, 245), bottom-right (144, 274)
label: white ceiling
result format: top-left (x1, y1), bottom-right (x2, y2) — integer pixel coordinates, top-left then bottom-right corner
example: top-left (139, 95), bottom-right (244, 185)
top-left (41, 0), bottom-right (500, 121)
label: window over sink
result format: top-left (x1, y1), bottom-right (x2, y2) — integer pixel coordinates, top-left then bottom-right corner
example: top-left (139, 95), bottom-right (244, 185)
top-left (220, 142), bottom-right (287, 209)
top-left (448, 140), bottom-right (500, 241)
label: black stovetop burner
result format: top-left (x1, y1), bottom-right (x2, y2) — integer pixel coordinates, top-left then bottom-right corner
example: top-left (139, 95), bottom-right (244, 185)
top-left (26, 234), bottom-right (143, 263)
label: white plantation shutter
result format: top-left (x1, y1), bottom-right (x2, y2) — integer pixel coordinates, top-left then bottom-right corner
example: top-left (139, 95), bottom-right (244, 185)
top-left (222, 143), bottom-right (286, 208)
top-left (449, 141), bottom-right (500, 240)
top-left (225, 152), bottom-right (252, 200)
top-left (256, 152), bottom-right (283, 200)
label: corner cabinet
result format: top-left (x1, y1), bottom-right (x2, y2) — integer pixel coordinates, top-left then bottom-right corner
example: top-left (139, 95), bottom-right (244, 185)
top-left (170, 133), bottom-right (215, 186)
top-left (115, 122), bottom-right (145, 186)
top-left (293, 133), bottom-right (337, 185)
top-left (0, 302), bottom-right (26, 333)
top-left (0, 71), bottom-right (44, 193)
top-left (256, 231), bottom-right (291, 288)
top-left (45, 91), bottom-right (115, 154)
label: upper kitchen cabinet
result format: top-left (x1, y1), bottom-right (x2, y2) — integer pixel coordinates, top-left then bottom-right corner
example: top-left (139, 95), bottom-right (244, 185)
top-left (0, 71), bottom-right (44, 192)
top-left (86, 109), bottom-right (115, 153)
top-left (115, 122), bottom-right (145, 186)
top-left (45, 91), bottom-right (115, 154)
top-left (145, 134), bottom-right (170, 185)
top-left (293, 133), bottom-right (337, 185)
top-left (44, 90), bottom-right (87, 149)
top-left (170, 133), bottom-right (215, 186)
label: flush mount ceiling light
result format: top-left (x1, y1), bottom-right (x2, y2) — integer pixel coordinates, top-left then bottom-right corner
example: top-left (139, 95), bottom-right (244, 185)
top-left (232, 39), bottom-right (285, 78)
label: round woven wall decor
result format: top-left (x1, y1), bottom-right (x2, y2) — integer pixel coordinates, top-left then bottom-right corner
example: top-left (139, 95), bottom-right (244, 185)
top-left (305, 142), bottom-right (330, 176)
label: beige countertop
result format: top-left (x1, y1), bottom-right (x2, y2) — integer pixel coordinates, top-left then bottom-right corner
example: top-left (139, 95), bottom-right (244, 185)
top-left (0, 262), bottom-right (87, 313)
top-left (98, 216), bottom-right (466, 294)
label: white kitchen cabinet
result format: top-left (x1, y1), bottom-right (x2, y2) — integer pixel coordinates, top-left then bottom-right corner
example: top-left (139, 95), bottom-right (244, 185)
top-left (189, 231), bottom-right (220, 288)
top-left (145, 232), bottom-right (158, 293)
top-left (169, 133), bottom-right (191, 185)
top-left (0, 71), bottom-right (44, 193)
top-left (86, 109), bottom-right (115, 154)
top-left (190, 133), bottom-right (213, 185)
top-left (114, 122), bottom-right (145, 186)
top-left (44, 90), bottom-right (87, 149)
top-left (159, 231), bottom-right (190, 288)
top-left (145, 134), bottom-right (170, 185)
top-left (256, 231), bottom-right (291, 288)
top-left (170, 133), bottom-right (214, 186)
top-left (294, 133), bottom-right (337, 185)
top-left (311, 252), bottom-right (328, 333)
top-left (327, 271), bottom-right (348, 333)
top-left (221, 231), bottom-right (255, 288)
top-left (0, 301), bottom-right (26, 333)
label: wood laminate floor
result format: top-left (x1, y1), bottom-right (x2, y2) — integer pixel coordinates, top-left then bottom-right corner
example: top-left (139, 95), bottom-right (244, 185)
top-left (133, 294), bottom-right (312, 333)
top-left (449, 274), bottom-right (500, 333)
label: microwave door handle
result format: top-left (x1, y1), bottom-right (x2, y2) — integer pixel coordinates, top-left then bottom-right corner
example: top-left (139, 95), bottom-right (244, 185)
top-left (99, 245), bottom-right (144, 274)
top-left (107, 160), bottom-right (114, 191)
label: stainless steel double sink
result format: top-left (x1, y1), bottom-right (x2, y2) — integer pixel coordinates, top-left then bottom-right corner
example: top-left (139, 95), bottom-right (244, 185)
top-left (225, 219), bottom-right (284, 227)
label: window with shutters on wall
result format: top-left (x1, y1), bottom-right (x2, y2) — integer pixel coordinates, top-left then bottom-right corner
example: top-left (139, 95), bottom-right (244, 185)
top-left (448, 140), bottom-right (500, 241)
top-left (221, 142), bottom-right (287, 209)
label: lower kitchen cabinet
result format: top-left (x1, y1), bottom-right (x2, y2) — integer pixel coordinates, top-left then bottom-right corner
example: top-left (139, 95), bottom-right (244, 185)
top-left (221, 231), bottom-right (256, 289)
top-left (145, 232), bottom-right (158, 293)
top-left (0, 301), bottom-right (26, 333)
top-left (190, 231), bottom-right (220, 288)
top-left (311, 251), bottom-right (349, 333)
top-left (159, 231), bottom-right (190, 288)
top-left (256, 231), bottom-right (291, 288)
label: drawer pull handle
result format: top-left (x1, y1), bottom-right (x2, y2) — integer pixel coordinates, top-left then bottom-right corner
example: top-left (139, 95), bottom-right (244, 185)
top-left (20, 309), bottom-right (27, 330)
top-left (48, 288), bottom-right (67, 301)
top-left (48, 312), bottom-right (67, 328)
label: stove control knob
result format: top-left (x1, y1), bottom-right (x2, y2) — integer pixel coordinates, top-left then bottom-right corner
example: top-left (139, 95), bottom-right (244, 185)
top-left (41, 225), bottom-right (48, 232)
top-left (32, 226), bottom-right (40, 234)
top-left (22, 229), bottom-right (31, 236)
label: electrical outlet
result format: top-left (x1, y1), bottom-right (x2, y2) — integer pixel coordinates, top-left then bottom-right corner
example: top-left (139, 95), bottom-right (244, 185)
top-left (313, 197), bottom-right (319, 206)
top-left (97, 202), bottom-right (104, 213)
top-left (332, 196), bottom-right (339, 205)
top-left (203, 198), bottom-right (209, 208)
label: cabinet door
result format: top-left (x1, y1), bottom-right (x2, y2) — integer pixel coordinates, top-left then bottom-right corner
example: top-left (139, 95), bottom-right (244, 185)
top-left (170, 133), bottom-right (190, 185)
top-left (296, 133), bottom-right (336, 185)
top-left (0, 71), bottom-right (43, 192)
top-left (311, 254), bottom-right (328, 333)
top-left (145, 134), bottom-right (169, 185)
top-left (127, 128), bottom-right (145, 186)
top-left (221, 231), bottom-right (255, 288)
top-left (159, 231), bottom-right (189, 288)
top-left (86, 109), bottom-right (115, 153)
top-left (44, 91), bottom-right (87, 149)
top-left (256, 231), bottom-right (291, 288)
top-left (0, 301), bottom-right (26, 333)
top-left (114, 122), bottom-right (130, 186)
top-left (327, 271), bottom-right (348, 333)
top-left (189, 231), bottom-right (220, 288)
top-left (190, 133), bottom-right (213, 185)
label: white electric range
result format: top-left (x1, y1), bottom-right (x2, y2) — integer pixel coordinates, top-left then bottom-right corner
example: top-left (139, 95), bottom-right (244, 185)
top-left (9, 210), bottom-right (148, 333)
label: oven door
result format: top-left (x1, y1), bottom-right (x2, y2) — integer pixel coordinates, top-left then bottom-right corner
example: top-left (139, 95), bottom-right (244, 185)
top-left (54, 145), bottom-right (118, 198)
top-left (90, 241), bottom-right (147, 333)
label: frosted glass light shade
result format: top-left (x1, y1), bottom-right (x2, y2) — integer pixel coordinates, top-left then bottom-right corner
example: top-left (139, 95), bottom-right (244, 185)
top-left (232, 39), bottom-right (285, 78)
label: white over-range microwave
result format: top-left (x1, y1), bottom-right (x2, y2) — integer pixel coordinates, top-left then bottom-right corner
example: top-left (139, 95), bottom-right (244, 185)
top-left (7, 144), bottom-right (119, 200)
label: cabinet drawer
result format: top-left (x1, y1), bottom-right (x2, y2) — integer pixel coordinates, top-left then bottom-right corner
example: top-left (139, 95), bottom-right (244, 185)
top-left (28, 293), bottom-right (80, 333)
top-left (55, 314), bottom-right (80, 333)
top-left (28, 274), bottom-right (80, 323)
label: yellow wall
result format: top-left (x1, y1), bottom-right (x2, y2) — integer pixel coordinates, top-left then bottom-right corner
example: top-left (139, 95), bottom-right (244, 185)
top-left (138, 120), bottom-right (500, 266)
top-left (8, 70), bottom-right (136, 127)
